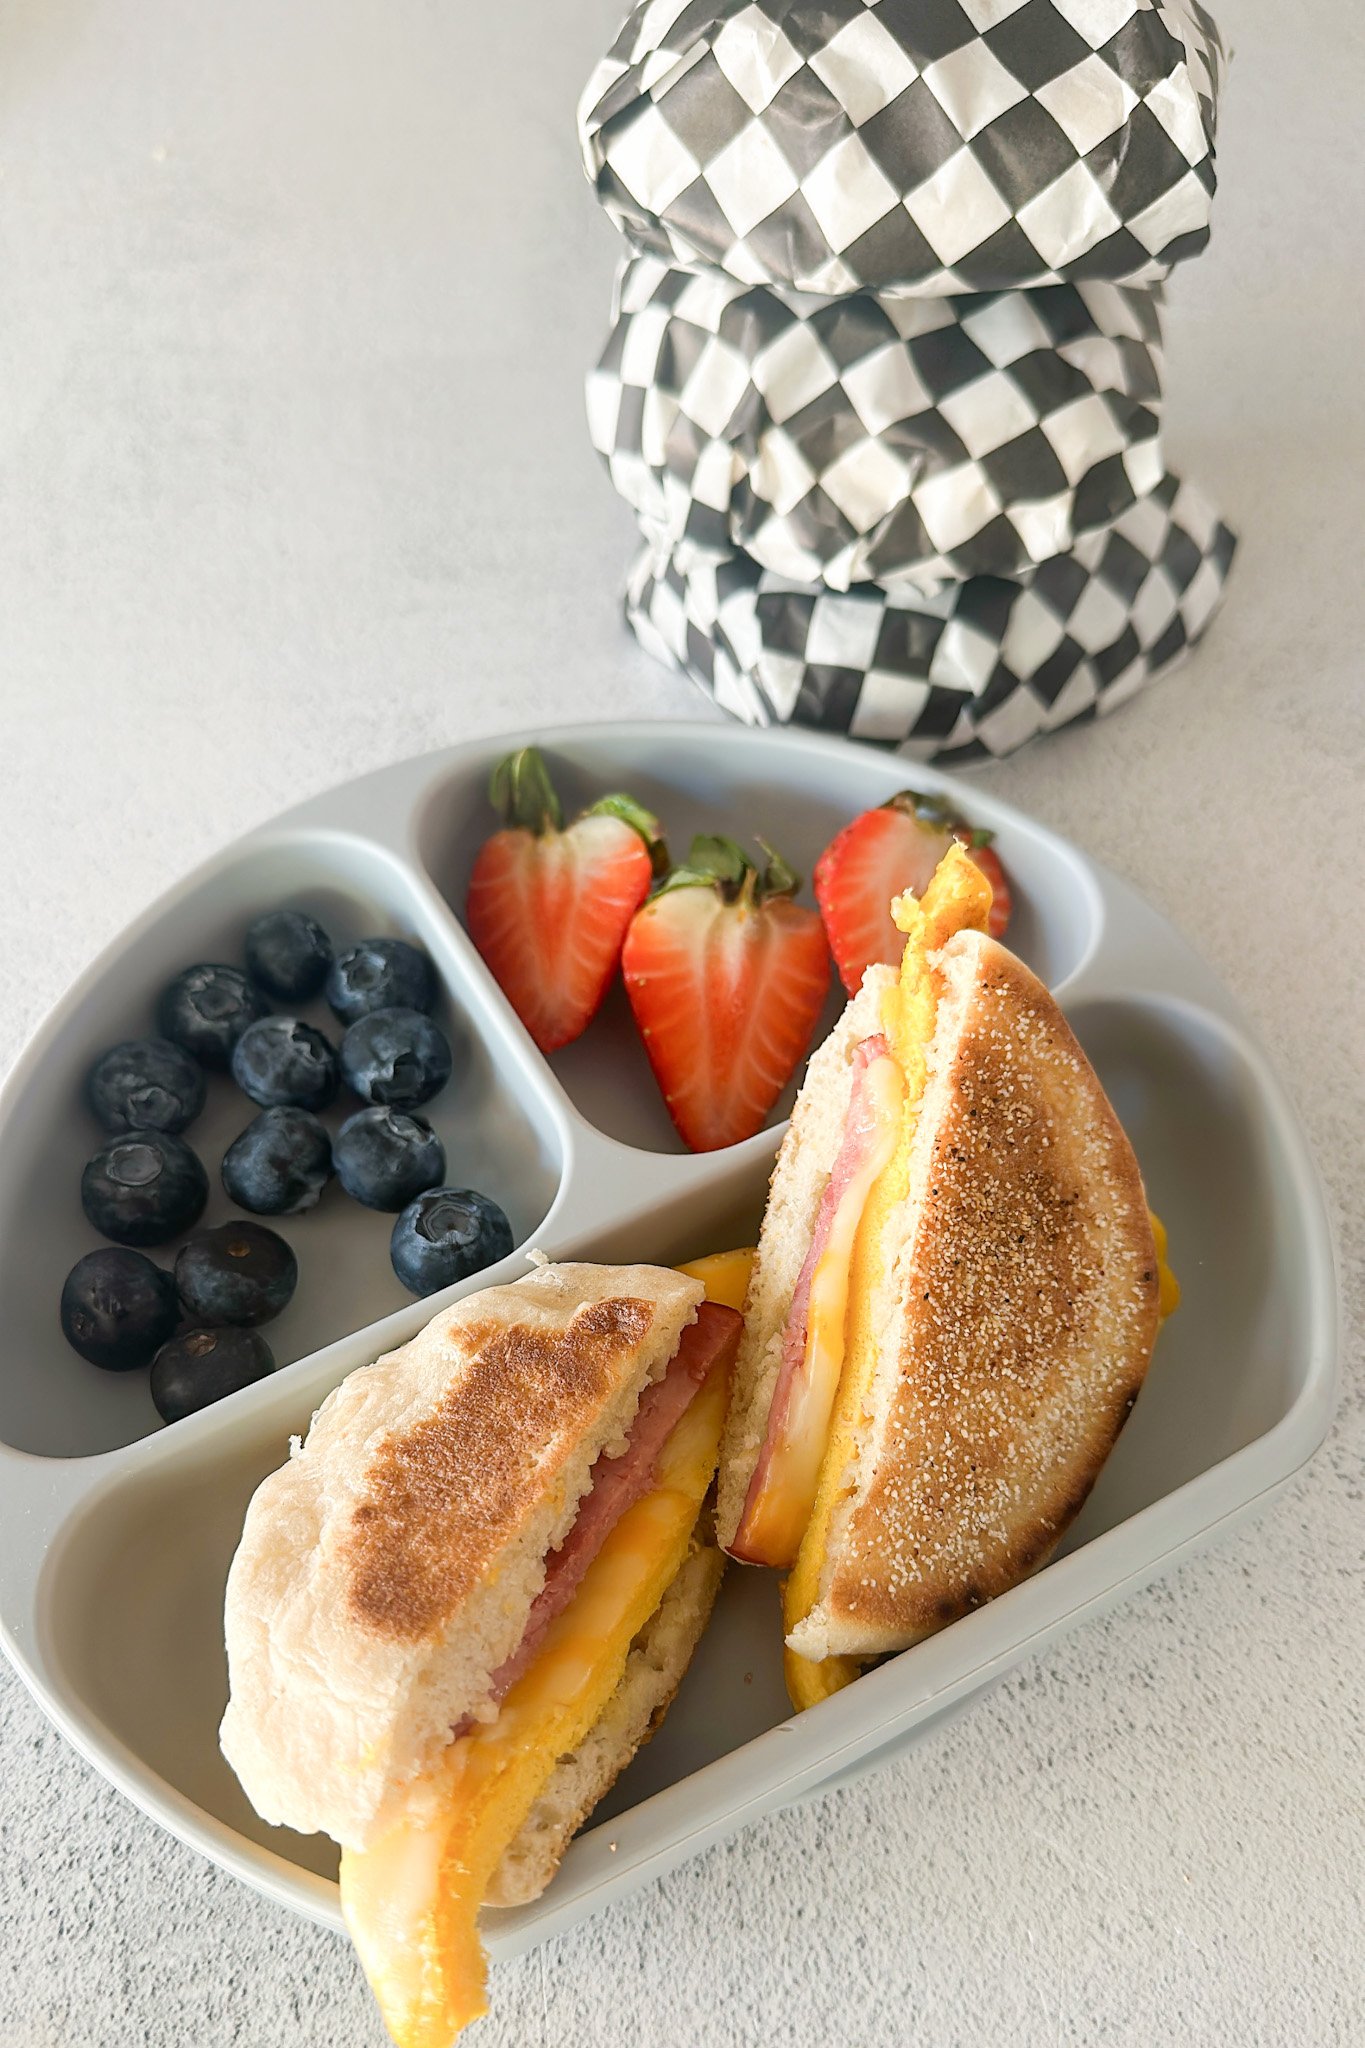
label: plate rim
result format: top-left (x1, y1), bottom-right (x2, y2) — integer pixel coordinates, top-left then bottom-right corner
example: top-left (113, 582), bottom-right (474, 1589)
top-left (0, 717), bottom-right (1340, 1947)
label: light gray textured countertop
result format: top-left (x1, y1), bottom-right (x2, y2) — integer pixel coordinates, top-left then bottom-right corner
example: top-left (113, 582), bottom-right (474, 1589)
top-left (2, 1), bottom-right (1362, 2042)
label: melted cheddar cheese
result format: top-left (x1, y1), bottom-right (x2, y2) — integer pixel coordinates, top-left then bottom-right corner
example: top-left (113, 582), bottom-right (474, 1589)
top-left (735, 1055), bottom-right (905, 1568)
top-left (782, 850), bottom-right (992, 1712)
top-left (339, 1271), bottom-right (735, 2046)
top-left (1151, 1210), bottom-right (1180, 1320)
top-left (778, 851), bottom-right (1181, 1714)
top-left (677, 1247), bottom-right (755, 1313)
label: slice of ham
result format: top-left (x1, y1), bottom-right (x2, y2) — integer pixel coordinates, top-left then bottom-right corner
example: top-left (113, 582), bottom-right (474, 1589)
top-left (729, 1035), bottom-right (895, 1565)
top-left (457, 1301), bottom-right (741, 1733)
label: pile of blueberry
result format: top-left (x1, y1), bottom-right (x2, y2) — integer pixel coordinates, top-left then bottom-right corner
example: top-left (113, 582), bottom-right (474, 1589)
top-left (60, 910), bottom-right (514, 1422)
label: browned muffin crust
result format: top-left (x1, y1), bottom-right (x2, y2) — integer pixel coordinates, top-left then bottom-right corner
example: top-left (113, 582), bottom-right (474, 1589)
top-left (346, 1298), bottom-right (656, 1641)
top-left (817, 934), bottom-right (1158, 1652)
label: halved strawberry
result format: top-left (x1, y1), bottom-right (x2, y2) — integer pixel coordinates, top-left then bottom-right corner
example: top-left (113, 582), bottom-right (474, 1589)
top-left (465, 747), bottom-right (665, 1053)
top-left (814, 791), bottom-right (1013, 994)
top-left (622, 837), bottom-right (831, 1153)
top-left (814, 792), bottom-right (952, 996)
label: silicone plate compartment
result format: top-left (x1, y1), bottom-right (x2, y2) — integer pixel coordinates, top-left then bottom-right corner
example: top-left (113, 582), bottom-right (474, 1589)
top-left (0, 723), bottom-right (1337, 1960)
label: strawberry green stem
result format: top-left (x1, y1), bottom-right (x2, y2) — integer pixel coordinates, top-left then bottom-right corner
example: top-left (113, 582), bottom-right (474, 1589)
top-left (755, 837), bottom-right (800, 898)
top-left (487, 753), bottom-right (667, 868)
top-left (886, 787), bottom-right (994, 848)
top-left (655, 833), bottom-right (803, 903)
top-left (489, 747), bottom-right (563, 834)
top-left (586, 793), bottom-right (670, 876)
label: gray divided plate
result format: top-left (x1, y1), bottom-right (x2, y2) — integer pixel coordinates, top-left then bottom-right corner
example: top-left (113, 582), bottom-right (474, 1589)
top-left (0, 722), bottom-right (1338, 1961)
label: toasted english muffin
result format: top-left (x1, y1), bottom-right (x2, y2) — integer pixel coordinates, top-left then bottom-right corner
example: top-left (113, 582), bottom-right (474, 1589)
top-left (220, 1261), bottom-right (704, 1850)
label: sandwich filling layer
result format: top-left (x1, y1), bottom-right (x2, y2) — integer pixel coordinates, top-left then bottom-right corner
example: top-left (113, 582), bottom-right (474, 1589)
top-left (729, 1036), bottom-right (904, 1567)
top-left (777, 850), bottom-right (993, 1706)
top-left (458, 1302), bottom-right (736, 1730)
top-left (485, 1529), bottom-right (727, 1909)
top-left (718, 848), bottom-right (994, 1701)
top-left (339, 1302), bottom-right (742, 2048)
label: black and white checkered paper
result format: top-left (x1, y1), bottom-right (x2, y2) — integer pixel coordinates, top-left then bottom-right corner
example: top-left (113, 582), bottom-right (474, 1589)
top-left (580, 0), bottom-right (1226, 299)
top-left (582, 0), bottom-right (1235, 758)
top-left (591, 251), bottom-right (1166, 596)
top-left (625, 471), bottom-right (1235, 759)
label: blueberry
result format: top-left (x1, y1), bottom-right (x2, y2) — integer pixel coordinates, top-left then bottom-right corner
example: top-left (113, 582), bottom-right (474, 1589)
top-left (244, 910), bottom-right (333, 1001)
top-left (86, 1038), bottom-right (206, 1135)
top-left (326, 938), bottom-right (435, 1025)
top-left (340, 1008), bottom-right (452, 1110)
top-left (175, 1223), bottom-right (298, 1327)
top-left (81, 1129), bottom-right (209, 1246)
top-left (150, 1326), bottom-right (275, 1423)
top-left (158, 964), bottom-right (269, 1070)
top-left (333, 1108), bottom-right (446, 1212)
top-left (231, 1017), bottom-right (339, 1111)
top-left (221, 1107), bottom-right (333, 1215)
top-left (390, 1187), bottom-right (514, 1296)
top-left (60, 1248), bottom-right (180, 1370)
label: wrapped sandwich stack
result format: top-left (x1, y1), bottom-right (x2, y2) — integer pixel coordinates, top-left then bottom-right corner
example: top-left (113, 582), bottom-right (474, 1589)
top-left (579, 0), bottom-right (1236, 759)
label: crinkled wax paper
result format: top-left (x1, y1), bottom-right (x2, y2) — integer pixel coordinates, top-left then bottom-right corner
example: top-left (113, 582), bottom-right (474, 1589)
top-left (626, 471), bottom-right (1235, 759)
top-left (580, 0), bottom-right (1225, 299)
top-left (592, 251), bottom-right (1167, 596)
top-left (581, 0), bottom-right (1233, 758)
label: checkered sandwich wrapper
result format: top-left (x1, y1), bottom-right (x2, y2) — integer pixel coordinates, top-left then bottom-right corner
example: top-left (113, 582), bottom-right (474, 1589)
top-left (591, 252), bottom-right (1166, 597)
top-left (580, 0), bottom-right (1225, 299)
top-left (624, 469), bottom-right (1235, 759)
